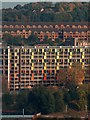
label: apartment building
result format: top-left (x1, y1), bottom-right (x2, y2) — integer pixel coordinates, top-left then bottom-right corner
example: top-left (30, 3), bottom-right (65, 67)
top-left (2, 45), bottom-right (90, 91)
top-left (1, 22), bottom-right (89, 41)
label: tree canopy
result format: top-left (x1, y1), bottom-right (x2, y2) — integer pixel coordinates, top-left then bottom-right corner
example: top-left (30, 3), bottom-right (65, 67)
top-left (2, 2), bottom-right (88, 22)
top-left (57, 62), bottom-right (85, 86)
top-left (2, 84), bottom-right (90, 114)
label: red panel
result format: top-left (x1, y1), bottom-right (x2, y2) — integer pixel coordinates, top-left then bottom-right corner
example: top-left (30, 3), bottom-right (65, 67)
top-left (44, 76), bottom-right (46, 81)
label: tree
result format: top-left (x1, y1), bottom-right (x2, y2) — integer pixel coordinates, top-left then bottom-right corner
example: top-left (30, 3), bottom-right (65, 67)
top-left (69, 62), bottom-right (85, 85)
top-left (2, 2), bottom-right (88, 22)
top-left (15, 90), bottom-right (29, 111)
top-left (57, 62), bottom-right (85, 86)
top-left (57, 68), bottom-right (67, 86)
top-left (64, 90), bottom-right (71, 104)
top-left (3, 34), bottom-right (24, 46)
top-left (77, 89), bottom-right (87, 110)
top-left (54, 90), bottom-right (65, 112)
top-left (87, 89), bottom-right (90, 111)
top-left (2, 93), bottom-right (14, 110)
top-left (54, 13), bottom-right (72, 22)
top-left (27, 33), bottom-right (39, 45)
top-left (28, 87), bottom-right (55, 114)
top-left (14, 5), bottom-right (22, 10)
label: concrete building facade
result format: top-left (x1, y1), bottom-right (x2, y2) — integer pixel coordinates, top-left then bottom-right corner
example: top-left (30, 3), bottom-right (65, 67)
top-left (2, 45), bottom-right (90, 91)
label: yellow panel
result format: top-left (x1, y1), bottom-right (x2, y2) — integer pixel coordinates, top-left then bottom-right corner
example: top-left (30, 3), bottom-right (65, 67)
top-left (31, 56), bottom-right (34, 59)
top-left (15, 52), bottom-right (17, 56)
top-left (57, 56), bottom-right (59, 59)
top-left (15, 63), bottom-right (17, 67)
top-left (42, 59), bottom-right (44, 63)
top-left (70, 62), bottom-right (72, 66)
top-left (80, 48), bottom-right (82, 52)
top-left (82, 55), bottom-right (84, 59)
top-left (17, 49), bottom-right (19, 52)
top-left (57, 67), bottom-right (59, 70)
top-left (68, 59), bottom-right (70, 62)
top-left (25, 49), bottom-right (27, 52)
top-left (82, 52), bottom-right (84, 55)
top-left (57, 52), bottom-right (59, 55)
top-left (42, 49), bottom-right (44, 52)
top-left (44, 56), bottom-right (46, 59)
top-left (82, 62), bottom-right (84, 66)
top-left (55, 59), bottom-right (57, 63)
top-left (68, 49), bottom-right (70, 52)
top-left (70, 56), bottom-right (72, 59)
top-left (31, 67), bottom-right (34, 70)
top-left (44, 66), bottom-right (46, 70)
top-left (30, 49), bottom-right (31, 52)
top-left (32, 52), bottom-right (34, 55)
top-left (70, 52), bottom-right (72, 55)
top-left (80, 59), bottom-right (82, 63)
top-left (55, 49), bottom-right (57, 52)
top-left (45, 63), bottom-right (46, 66)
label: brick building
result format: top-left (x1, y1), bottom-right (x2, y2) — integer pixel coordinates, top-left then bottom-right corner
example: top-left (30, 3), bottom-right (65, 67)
top-left (1, 22), bottom-right (89, 41)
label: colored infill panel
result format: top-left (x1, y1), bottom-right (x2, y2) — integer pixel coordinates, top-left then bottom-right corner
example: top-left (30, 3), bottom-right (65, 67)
top-left (42, 70), bottom-right (44, 74)
top-left (44, 76), bottom-right (46, 81)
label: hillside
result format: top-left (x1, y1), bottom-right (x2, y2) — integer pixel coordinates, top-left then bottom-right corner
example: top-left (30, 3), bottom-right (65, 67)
top-left (2, 2), bottom-right (89, 22)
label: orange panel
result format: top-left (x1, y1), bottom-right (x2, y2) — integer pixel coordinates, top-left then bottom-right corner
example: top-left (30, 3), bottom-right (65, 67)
top-left (31, 73), bottom-right (34, 80)
top-left (42, 70), bottom-right (44, 74)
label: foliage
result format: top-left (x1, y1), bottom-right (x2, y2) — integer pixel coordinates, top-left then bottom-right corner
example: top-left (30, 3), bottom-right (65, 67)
top-left (15, 90), bottom-right (29, 110)
top-left (2, 33), bottom-right (40, 46)
top-left (70, 63), bottom-right (85, 85)
top-left (3, 34), bottom-right (24, 46)
top-left (2, 59), bottom-right (87, 114)
top-left (2, 84), bottom-right (89, 114)
top-left (2, 2), bottom-right (88, 22)
top-left (2, 33), bottom-right (70, 46)
top-left (28, 87), bottom-right (55, 114)
top-left (54, 90), bottom-right (65, 112)
top-left (57, 62), bottom-right (85, 86)
top-left (87, 92), bottom-right (90, 110)
top-left (2, 93), bottom-right (13, 105)
top-left (27, 33), bottom-right (40, 45)
top-left (2, 93), bottom-right (14, 110)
